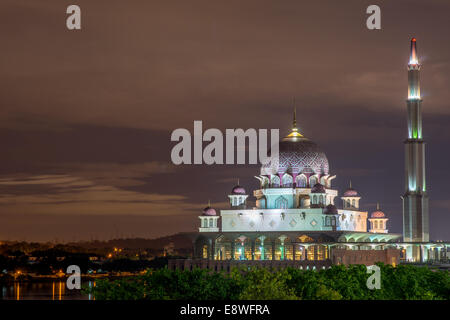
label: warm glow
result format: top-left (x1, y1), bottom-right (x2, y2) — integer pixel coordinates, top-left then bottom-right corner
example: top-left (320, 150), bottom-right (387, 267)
top-left (286, 131), bottom-right (304, 138)
top-left (409, 37), bottom-right (419, 65)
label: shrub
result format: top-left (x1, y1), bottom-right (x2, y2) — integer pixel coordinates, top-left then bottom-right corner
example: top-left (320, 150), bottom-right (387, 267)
top-left (88, 264), bottom-right (450, 300)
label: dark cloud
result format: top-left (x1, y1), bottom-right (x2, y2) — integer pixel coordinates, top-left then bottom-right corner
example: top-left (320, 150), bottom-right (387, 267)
top-left (0, 0), bottom-right (449, 241)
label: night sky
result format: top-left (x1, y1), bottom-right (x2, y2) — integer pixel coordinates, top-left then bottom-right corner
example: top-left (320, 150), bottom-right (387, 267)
top-left (0, 0), bottom-right (449, 242)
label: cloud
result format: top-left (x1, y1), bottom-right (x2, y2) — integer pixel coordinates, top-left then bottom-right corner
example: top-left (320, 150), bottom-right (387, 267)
top-left (433, 200), bottom-right (450, 210)
top-left (54, 162), bottom-right (177, 187)
top-left (0, 162), bottom-right (201, 216)
top-left (334, 168), bottom-right (385, 177)
top-left (0, 175), bottom-right (84, 186)
top-left (0, 177), bottom-right (198, 216)
top-left (0, 162), bottom-right (177, 189)
top-left (215, 177), bottom-right (240, 184)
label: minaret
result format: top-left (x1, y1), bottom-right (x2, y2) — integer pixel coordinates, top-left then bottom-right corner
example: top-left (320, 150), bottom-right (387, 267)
top-left (403, 38), bottom-right (429, 252)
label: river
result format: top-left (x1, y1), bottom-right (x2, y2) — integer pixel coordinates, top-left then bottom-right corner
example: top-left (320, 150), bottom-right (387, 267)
top-left (1, 281), bottom-right (94, 300)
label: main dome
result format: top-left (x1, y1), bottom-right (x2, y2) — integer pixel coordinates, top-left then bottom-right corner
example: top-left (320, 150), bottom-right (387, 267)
top-left (261, 136), bottom-right (329, 176)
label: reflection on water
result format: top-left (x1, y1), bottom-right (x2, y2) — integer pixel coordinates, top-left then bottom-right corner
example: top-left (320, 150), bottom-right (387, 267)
top-left (1, 281), bottom-right (95, 300)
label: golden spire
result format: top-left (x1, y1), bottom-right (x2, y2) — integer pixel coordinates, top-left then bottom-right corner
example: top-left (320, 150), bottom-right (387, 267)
top-left (349, 180), bottom-right (352, 189)
top-left (285, 98), bottom-right (304, 139)
top-left (237, 178), bottom-right (240, 185)
top-left (376, 202), bottom-right (380, 210)
top-left (208, 199), bottom-right (211, 207)
top-left (293, 97), bottom-right (297, 129)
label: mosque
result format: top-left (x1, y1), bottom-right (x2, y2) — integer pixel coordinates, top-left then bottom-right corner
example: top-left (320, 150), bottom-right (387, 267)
top-left (194, 113), bottom-right (403, 267)
top-left (170, 38), bottom-right (449, 271)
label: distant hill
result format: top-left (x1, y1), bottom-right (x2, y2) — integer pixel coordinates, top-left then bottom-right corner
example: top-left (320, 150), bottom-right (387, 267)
top-left (67, 232), bottom-right (198, 250)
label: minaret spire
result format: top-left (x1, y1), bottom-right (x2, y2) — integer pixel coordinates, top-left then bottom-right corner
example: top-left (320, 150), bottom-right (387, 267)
top-left (403, 37), bottom-right (429, 259)
top-left (409, 38), bottom-right (418, 65)
top-left (408, 38), bottom-right (421, 102)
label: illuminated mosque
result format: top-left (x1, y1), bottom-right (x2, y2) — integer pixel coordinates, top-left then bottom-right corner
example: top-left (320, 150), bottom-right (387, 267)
top-left (170, 38), bottom-right (449, 270)
top-left (194, 112), bottom-right (402, 266)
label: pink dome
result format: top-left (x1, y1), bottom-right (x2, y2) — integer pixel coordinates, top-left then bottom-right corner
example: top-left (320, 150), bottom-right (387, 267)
top-left (202, 206), bottom-right (217, 216)
top-left (343, 188), bottom-right (359, 197)
top-left (261, 138), bottom-right (329, 176)
top-left (371, 210), bottom-right (385, 218)
top-left (231, 185), bottom-right (246, 195)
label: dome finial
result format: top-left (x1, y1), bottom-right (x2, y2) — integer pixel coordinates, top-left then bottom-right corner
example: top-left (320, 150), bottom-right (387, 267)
top-left (285, 98), bottom-right (304, 140)
top-left (349, 180), bottom-right (352, 188)
top-left (237, 178), bottom-right (240, 185)
top-left (208, 199), bottom-right (211, 207)
top-left (376, 202), bottom-right (380, 210)
top-left (293, 97), bottom-right (297, 129)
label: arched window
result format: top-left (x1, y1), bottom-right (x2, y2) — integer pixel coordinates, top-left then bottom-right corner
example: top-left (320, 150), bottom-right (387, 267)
top-left (275, 196), bottom-right (288, 209)
top-left (309, 176), bottom-right (318, 187)
top-left (271, 175), bottom-right (280, 187)
top-left (352, 199), bottom-right (356, 207)
top-left (320, 195), bottom-right (324, 204)
top-left (203, 219), bottom-right (208, 228)
top-left (296, 174), bottom-right (307, 188)
top-left (374, 220), bottom-right (378, 229)
top-left (209, 218), bottom-right (213, 227)
top-left (282, 174), bottom-right (293, 187)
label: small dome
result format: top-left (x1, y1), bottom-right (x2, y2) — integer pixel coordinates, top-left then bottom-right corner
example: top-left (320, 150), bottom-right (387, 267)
top-left (324, 204), bottom-right (338, 215)
top-left (311, 183), bottom-right (326, 193)
top-left (343, 188), bottom-right (359, 197)
top-left (371, 210), bottom-right (385, 218)
top-left (231, 185), bottom-right (246, 195)
top-left (202, 206), bottom-right (217, 216)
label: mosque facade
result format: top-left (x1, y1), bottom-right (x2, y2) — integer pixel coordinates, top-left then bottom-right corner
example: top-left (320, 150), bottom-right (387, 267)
top-left (171, 38), bottom-right (449, 270)
top-left (195, 116), bottom-right (402, 264)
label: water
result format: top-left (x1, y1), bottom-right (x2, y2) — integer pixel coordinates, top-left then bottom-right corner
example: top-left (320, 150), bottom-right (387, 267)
top-left (1, 281), bottom-right (94, 300)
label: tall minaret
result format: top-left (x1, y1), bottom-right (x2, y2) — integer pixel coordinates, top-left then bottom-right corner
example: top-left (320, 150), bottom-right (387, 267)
top-left (402, 38), bottom-right (429, 252)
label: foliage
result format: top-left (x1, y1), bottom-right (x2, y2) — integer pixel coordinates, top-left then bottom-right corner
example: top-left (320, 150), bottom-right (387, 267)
top-left (231, 267), bottom-right (298, 300)
top-left (89, 268), bottom-right (241, 300)
top-left (88, 263), bottom-right (450, 300)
